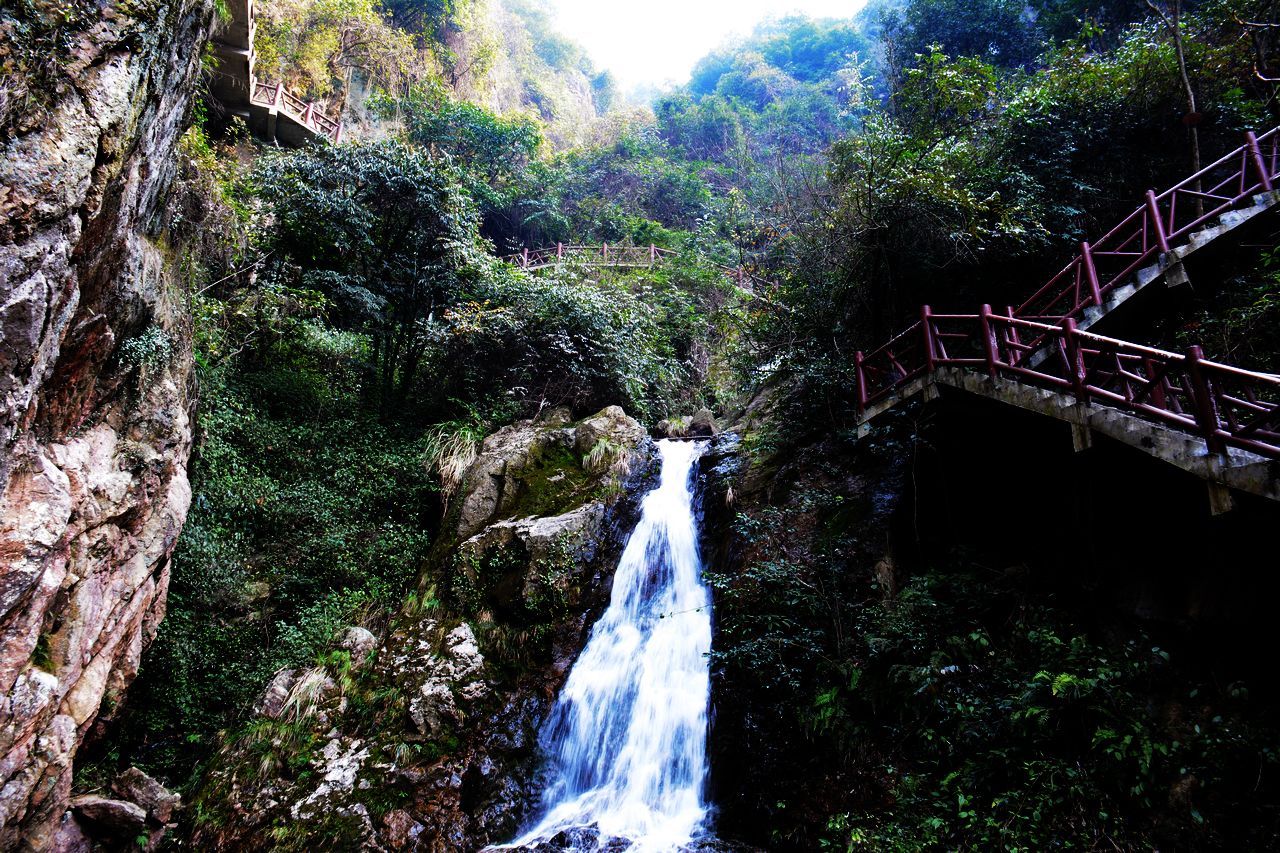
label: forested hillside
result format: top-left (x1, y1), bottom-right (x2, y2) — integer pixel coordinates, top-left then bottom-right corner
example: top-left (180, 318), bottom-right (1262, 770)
top-left (5, 0), bottom-right (1280, 849)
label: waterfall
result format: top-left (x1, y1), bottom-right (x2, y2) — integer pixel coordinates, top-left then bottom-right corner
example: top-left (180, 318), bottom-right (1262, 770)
top-left (508, 439), bottom-right (713, 852)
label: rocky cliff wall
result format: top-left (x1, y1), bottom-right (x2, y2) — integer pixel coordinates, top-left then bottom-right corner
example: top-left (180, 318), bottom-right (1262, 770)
top-left (0, 0), bottom-right (211, 846)
top-left (447, 0), bottom-right (601, 150)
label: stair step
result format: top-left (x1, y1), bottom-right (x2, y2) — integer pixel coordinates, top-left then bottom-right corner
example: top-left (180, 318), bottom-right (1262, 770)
top-left (1104, 283), bottom-right (1136, 311)
top-left (1190, 225), bottom-right (1224, 248)
top-left (1135, 263), bottom-right (1163, 287)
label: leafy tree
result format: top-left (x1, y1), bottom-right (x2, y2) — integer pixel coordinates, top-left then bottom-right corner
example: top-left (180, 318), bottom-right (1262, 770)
top-left (893, 0), bottom-right (1043, 67)
top-left (553, 129), bottom-right (718, 236)
top-left (689, 51), bottom-right (737, 97)
top-left (382, 0), bottom-right (458, 36)
top-left (655, 93), bottom-right (749, 163)
top-left (1029, 0), bottom-right (1155, 42)
top-left (421, 268), bottom-right (700, 419)
top-left (591, 70), bottom-right (619, 114)
top-left (713, 51), bottom-right (802, 110)
top-left (372, 84), bottom-right (546, 245)
top-left (752, 15), bottom-right (871, 83)
top-left (755, 47), bottom-right (1041, 414)
top-left (252, 0), bottom-right (416, 101)
top-left (254, 140), bottom-right (485, 413)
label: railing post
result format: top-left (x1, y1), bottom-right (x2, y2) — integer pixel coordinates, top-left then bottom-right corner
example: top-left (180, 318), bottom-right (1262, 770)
top-left (1143, 357), bottom-right (1167, 409)
top-left (557, 242), bottom-right (564, 262)
top-left (1004, 306), bottom-right (1022, 366)
top-left (650, 243), bottom-right (657, 263)
top-left (854, 351), bottom-right (868, 415)
top-left (1063, 318), bottom-right (1088, 401)
top-left (303, 102), bottom-right (314, 126)
top-left (921, 305), bottom-right (937, 372)
top-left (1246, 131), bottom-right (1274, 193)
top-left (979, 304), bottom-right (999, 378)
top-left (1081, 241), bottom-right (1103, 307)
top-left (273, 84), bottom-right (283, 107)
top-left (522, 248), bottom-right (529, 268)
top-left (602, 242), bottom-right (609, 263)
top-left (1185, 345), bottom-right (1228, 456)
top-left (1145, 190), bottom-right (1171, 254)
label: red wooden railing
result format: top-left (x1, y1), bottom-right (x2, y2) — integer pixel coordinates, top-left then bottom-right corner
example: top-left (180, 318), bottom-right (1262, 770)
top-left (1018, 128), bottom-right (1279, 321)
top-left (250, 81), bottom-right (344, 144)
top-left (855, 127), bottom-right (1280, 459)
top-left (508, 243), bottom-right (672, 269)
top-left (856, 307), bottom-right (1280, 458)
top-left (506, 243), bottom-right (772, 291)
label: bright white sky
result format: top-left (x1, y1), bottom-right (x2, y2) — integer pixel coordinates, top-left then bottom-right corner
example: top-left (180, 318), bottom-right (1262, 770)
top-left (547, 0), bottom-right (868, 91)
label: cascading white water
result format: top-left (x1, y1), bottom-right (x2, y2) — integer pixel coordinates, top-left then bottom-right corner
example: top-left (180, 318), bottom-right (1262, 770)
top-left (508, 439), bottom-right (713, 852)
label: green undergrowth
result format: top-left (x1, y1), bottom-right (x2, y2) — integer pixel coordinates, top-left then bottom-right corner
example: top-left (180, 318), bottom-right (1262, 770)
top-left (816, 565), bottom-right (1280, 851)
top-left (81, 317), bottom-right (436, 792)
top-left (1177, 247), bottom-right (1280, 376)
top-left (710, 479), bottom-right (1280, 851)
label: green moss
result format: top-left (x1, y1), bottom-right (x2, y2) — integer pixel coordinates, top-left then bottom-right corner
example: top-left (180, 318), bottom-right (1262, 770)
top-left (505, 442), bottom-right (594, 519)
top-left (1, 0), bottom-right (108, 131)
top-left (31, 631), bottom-right (53, 673)
top-left (524, 534), bottom-right (578, 625)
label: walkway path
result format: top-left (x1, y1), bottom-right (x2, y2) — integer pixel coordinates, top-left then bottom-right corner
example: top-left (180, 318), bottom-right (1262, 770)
top-left (855, 128), bottom-right (1280, 508)
top-left (208, 0), bottom-right (343, 145)
top-left (506, 243), bottom-right (776, 293)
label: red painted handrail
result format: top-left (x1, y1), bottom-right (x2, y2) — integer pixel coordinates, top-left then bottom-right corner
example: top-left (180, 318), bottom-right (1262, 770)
top-left (856, 307), bottom-right (1280, 458)
top-left (856, 127), bottom-right (1280, 459)
top-left (1018, 127), bottom-right (1280, 321)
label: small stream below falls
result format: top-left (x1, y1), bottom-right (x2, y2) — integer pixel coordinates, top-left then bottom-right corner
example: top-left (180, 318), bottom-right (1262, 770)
top-left (504, 439), bottom-right (714, 852)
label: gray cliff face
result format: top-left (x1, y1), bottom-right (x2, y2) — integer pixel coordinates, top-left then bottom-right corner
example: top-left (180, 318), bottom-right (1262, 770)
top-left (0, 0), bottom-right (211, 846)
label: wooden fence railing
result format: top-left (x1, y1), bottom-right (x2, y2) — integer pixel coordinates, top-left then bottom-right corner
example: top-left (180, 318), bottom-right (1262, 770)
top-left (855, 126), bottom-right (1280, 459)
top-left (505, 243), bottom-right (775, 292)
top-left (249, 81), bottom-right (343, 144)
top-left (1017, 128), bottom-right (1279, 321)
top-left (856, 307), bottom-right (1280, 458)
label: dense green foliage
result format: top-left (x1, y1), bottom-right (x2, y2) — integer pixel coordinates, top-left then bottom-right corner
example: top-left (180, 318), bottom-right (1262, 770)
top-left (746, 3), bottom-right (1277, 414)
top-left (708, 457), bottom-right (1280, 851)
top-left (98, 320), bottom-right (435, 786)
top-left (91, 113), bottom-right (725, 787)
top-left (252, 0), bottom-right (416, 100)
top-left (250, 138), bottom-right (717, 419)
top-left (1180, 247), bottom-right (1280, 372)
top-left (254, 140), bottom-right (484, 412)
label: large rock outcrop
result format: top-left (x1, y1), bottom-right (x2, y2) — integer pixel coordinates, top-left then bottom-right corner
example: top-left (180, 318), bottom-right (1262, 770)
top-left (0, 0), bottom-right (211, 846)
top-left (192, 407), bottom-right (656, 851)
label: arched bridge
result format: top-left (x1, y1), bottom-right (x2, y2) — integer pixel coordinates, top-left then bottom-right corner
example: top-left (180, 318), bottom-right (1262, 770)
top-left (208, 0), bottom-right (343, 145)
top-left (855, 128), bottom-right (1280, 509)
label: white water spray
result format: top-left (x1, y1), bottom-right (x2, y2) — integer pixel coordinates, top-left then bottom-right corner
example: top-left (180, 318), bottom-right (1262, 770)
top-left (508, 439), bottom-right (713, 851)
